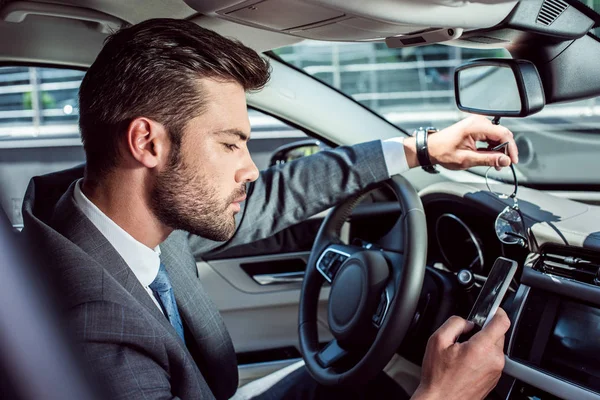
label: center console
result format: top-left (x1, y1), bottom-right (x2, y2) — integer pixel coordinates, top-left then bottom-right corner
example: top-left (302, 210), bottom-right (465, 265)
top-left (503, 244), bottom-right (600, 400)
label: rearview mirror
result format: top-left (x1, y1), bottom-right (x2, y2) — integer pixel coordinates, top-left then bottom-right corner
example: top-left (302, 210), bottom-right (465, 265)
top-left (269, 139), bottom-right (328, 167)
top-left (454, 59), bottom-right (545, 118)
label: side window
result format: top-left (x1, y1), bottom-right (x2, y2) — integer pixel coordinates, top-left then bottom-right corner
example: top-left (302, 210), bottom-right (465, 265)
top-left (0, 66), bottom-right (83, 137)
top-left (0, 66), bottom-right (85, 228)
top-left (0, 66), bottom-right (310, 228)
top-left (246, 108), bottom-right (310, 170)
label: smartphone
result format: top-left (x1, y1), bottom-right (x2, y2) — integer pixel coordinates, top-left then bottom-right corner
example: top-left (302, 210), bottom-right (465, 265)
top-left (460, 257), bottom-right (518, 341)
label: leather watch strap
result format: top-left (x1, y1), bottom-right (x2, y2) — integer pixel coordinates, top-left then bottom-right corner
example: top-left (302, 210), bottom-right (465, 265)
top-left (414, 127), bottom-right (439, 174)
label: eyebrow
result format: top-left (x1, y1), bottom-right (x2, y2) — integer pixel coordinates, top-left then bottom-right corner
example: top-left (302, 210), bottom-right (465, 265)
top-left (213, 129), bottom-right (250, 142)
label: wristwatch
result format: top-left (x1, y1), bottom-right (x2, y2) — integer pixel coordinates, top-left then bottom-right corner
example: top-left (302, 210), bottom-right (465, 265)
top-left (413, 127), bottom-right (439, 174)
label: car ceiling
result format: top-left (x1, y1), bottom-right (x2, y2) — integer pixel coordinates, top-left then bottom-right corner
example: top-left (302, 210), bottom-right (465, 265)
top-left (31, 0), bottom-right (520, 30)
top-left (0, 0), bottom-right (520, 67)
top-left (29, 0), bottom-right (198, 24)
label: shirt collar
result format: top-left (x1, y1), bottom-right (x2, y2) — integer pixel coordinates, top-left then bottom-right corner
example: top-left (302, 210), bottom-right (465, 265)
top-left (73, 179), bottom-right (160, 287)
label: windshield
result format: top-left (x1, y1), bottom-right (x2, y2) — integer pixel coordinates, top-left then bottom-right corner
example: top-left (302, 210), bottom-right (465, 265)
top-left (273, 0), bottom-right (600, 188)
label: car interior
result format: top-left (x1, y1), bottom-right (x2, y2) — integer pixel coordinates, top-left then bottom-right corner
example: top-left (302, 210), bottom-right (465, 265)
top-left (2, 0), bottom-right (600, 399)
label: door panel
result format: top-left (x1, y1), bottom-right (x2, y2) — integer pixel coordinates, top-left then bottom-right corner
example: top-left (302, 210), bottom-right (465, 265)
top-left (205, 251), bottom-right (310, 294)
top-left (199, 214), bottom-right (347, 385)
top-left (196, 258), bottom-right (332, 354)
top-left (237, 359), bottom-right (302, 388)
top-left (202, 218), bottom-right (322, 260)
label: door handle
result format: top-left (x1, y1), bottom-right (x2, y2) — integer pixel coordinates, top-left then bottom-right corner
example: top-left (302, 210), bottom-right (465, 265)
top-left (252, 271), bottom-right (305, 285)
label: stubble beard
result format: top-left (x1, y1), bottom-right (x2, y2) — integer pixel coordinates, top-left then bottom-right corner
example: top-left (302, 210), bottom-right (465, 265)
top-left (150, 149), bottom-right (245, 241)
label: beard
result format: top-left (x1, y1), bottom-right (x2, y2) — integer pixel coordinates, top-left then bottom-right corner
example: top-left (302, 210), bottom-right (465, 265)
top-left (150, 149), bottom-right (246, 241)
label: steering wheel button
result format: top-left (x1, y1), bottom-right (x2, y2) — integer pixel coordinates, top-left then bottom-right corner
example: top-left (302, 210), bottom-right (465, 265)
top-left (330, 260), bottom-right (343, 276)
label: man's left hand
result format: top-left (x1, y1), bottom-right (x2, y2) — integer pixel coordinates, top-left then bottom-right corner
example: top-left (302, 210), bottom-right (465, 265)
top-left (404, 115), bottom-right (519, 171)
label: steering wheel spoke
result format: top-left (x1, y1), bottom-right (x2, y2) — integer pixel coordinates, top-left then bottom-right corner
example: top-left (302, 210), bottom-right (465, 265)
top-left (316, 339), bottom-right (350, 369)
top-left (372, 285), bottom-right (393, 329)
top-left (316, 244), bottom-right (362, 283)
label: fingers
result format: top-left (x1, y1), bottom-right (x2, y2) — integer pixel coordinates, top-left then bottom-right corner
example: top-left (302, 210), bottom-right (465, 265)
top-left (462, 150), bottom-right (511, 169)
top-left (431, 316), bottom-right (474, 348)
top-left (471, 308), bottom-right (511, 346)
top-left (463, 116), bottom-right (519, 164)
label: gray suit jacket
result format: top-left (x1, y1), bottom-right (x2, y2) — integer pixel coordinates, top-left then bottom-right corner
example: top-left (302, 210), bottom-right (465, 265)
top-left (21, 141), bottom-right (389, 399)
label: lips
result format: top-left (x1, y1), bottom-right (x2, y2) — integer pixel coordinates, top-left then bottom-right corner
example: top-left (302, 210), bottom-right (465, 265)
top-left (232, 194), bottom-right (246, 203)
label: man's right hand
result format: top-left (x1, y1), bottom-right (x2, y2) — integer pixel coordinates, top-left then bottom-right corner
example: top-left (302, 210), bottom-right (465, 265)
top-left (411, 308), bottom-right (511, 400)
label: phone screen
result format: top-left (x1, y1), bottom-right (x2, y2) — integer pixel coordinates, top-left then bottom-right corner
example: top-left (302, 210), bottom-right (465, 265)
top-left (463, 257), bottom-right (518, 339)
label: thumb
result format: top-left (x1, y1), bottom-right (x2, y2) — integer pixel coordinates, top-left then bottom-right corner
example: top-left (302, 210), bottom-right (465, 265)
top-left (433, 316), bottom-right (474, 348)
top-left (463, 150), bottom-right (511, 169)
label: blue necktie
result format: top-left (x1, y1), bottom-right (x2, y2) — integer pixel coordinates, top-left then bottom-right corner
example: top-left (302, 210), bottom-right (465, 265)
top-left (149, 262), bottom-right (185, 344)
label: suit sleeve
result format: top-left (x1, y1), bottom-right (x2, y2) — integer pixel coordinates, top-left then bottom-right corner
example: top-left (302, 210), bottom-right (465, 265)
top-left (188, 140), bottom-right (390, 256)
top-left (67, 301), bottom-right (215, 400)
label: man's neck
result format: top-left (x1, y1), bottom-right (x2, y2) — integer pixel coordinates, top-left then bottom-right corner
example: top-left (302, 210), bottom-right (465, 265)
top-left (81, 173), bottom-right (171, 249)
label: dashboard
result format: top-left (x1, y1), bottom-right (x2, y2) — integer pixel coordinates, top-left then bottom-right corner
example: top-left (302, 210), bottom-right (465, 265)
top-left (352, 178), bottom-right (600, 400)
top-left (424, 196), bottom-right (529, 277)
top-left (420, 182), bottom-right (600, 400)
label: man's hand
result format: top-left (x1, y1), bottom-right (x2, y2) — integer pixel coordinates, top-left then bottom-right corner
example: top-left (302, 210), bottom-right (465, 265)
top-left (411, 308), bottom-right (511, 400)
top-left (404, 115), bottom-right (519, 170)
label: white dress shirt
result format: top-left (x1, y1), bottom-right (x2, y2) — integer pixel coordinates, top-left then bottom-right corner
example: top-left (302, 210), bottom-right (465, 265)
top-left (73, 179), bottom-right (165, 314)
top-left (381, 137), bottom-right (410, 177)
top-left (71, 139), bottom-right (410, 312)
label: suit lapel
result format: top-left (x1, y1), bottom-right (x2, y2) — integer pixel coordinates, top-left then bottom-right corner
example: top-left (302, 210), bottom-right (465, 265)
top-left (49, 179), bottom-right (238, 399)
top-left (51, 182), bottom-right (178, 338)
top-left (160, 231), bottom-right (239, 399)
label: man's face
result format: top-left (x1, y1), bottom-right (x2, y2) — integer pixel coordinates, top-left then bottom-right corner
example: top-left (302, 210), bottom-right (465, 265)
top-left (150, 79), bottom-right (259, 241)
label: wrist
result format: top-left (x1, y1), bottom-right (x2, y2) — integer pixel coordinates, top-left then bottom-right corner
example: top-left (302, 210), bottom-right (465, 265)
top-left (403, 136), bottom-right (419, 169)
top-left (411, 127), bottom-right (440, 174)
top-left (411, 384), bottom-right (440, 400)
top-left (426, 133), bottom-right (441, 165)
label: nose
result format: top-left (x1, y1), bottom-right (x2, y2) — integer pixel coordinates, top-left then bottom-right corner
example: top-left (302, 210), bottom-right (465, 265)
top-left (236, 150), bottom-right (259, 183)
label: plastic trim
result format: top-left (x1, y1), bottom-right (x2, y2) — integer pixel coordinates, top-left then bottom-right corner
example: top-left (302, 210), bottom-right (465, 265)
top-left (315, 247), bottom-right (350, 283)
top-left (506, 285), bottom-right (530, 356)
top-left (521, 267), bottom-right (600, 307)
top-left (504, 357), bottom-right (600, 400)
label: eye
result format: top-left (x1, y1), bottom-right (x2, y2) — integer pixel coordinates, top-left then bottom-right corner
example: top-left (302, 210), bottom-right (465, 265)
top-left (223, 143), bottom-right (239, 151)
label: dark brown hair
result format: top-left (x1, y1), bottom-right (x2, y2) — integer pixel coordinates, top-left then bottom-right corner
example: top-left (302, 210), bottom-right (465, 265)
top-left (78, 18), bottom-right (270, 178)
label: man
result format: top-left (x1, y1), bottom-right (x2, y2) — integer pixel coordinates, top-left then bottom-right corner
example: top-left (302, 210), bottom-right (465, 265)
top-left (22, 19), bottom-right (515, 400)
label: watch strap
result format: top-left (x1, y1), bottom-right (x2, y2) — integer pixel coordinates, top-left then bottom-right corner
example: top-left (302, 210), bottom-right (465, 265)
top-left (415, 127), bottom-right (439, 173)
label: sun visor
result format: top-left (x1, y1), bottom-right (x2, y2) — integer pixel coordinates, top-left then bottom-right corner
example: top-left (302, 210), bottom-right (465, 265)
top-left (184, 0), bottom-right (519, 42)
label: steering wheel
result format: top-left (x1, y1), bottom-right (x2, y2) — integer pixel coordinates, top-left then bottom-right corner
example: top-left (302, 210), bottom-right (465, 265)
top-left (298, 175), bottom-right (428, 386)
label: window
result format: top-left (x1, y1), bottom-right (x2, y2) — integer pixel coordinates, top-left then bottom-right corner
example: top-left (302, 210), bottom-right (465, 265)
top-left (275, 42), bottom-right (504, 129)
top-left (0, 66), bottom-right (309, 227)
top-left (0, 66), bottom-right (83, 141)
top-left (246, 108), bottom-right (308, 171)
top-left (274, 21), bottom-right (600, 187)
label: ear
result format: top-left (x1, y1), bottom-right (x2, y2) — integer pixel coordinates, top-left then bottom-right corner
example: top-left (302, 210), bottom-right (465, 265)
top-left (125, 117), bottom-right (169, 169)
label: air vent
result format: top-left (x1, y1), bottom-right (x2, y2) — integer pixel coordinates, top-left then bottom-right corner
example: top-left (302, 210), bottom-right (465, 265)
top-left (536, 0), bottom-right (569, 26)
top-left (535, 245), bottom-right (600, 286)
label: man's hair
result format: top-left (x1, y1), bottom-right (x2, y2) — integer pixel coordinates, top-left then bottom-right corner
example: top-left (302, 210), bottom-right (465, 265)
top-left (78, 18), bottom-right (271, 179)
